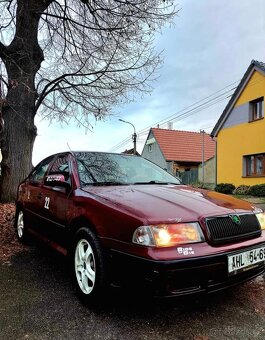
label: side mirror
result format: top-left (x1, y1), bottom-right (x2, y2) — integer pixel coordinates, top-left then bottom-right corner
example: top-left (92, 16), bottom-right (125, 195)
top-left (44, 174), bottom-right (71, 189)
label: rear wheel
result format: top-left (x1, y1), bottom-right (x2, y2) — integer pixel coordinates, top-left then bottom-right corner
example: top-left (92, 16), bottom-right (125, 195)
top-left (73, 228), bottom-right (109, 303)
top-left (15, 209), bottom-right (28, 243)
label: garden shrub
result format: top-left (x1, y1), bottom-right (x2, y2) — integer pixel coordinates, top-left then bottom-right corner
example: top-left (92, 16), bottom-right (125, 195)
top-left (248, 184), bottom-right (265, 197)
top-left (190, 183), bottom-right (215, 190)
top-left (233, 185), bottom-right (250, 195)
top-left (215, 183), bottom-right (235, 194)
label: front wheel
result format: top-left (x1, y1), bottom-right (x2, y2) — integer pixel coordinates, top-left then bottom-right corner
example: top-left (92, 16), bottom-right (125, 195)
top-left (73, 228), bottom-right (109, 303)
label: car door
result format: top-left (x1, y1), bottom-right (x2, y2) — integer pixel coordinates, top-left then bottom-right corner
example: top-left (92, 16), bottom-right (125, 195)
top-left (39, 153), bottom-right (74, 248)
top-left (23, 156), bottom-right (55, 234)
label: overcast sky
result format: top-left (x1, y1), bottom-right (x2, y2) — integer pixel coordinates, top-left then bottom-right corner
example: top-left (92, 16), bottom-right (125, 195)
top-left (33, 0), bottom-right (265, 165)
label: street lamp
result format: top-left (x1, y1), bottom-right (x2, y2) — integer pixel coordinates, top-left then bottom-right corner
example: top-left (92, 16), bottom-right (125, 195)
top-left (119, 119), bottom-right (137, 155)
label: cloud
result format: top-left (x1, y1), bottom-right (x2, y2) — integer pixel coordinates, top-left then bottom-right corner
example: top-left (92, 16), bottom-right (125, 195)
top-left (33, 0), bottom-right (265, 164)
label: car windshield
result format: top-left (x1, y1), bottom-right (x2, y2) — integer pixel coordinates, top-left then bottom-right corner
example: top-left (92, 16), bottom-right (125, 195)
top-left (75, 152), bottom-right (181, 186)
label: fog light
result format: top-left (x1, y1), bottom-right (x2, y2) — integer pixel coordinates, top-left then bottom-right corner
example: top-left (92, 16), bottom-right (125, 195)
top-left (256, 212), bottom-right (265, 230)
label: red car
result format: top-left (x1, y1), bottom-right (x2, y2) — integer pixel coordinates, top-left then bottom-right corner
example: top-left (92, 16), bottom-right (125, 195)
top-left (15, 152), bottom-right (265, 303)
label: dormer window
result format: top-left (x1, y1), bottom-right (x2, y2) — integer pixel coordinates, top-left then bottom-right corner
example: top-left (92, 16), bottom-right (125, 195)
top-left (250, 97), bottom-right (264, 121)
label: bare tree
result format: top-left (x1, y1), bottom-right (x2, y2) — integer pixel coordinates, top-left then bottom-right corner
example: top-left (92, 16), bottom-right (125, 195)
top-left (0, 0), bottom-right (176, 202)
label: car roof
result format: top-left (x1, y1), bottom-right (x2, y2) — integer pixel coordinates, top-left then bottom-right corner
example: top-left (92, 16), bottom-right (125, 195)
top-left (72, 151), bottom-right (137, 157)
top-left (37, 151), bottom-right (138, 164)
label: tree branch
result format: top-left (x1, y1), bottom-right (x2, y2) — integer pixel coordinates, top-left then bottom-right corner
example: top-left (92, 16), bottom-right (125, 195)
top-left (40, 11), bottom-right (125, 31)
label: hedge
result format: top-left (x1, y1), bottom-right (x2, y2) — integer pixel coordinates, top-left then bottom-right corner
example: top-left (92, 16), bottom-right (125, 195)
top-left (215, 183), bottom-right (235, 194)
top-left (248, 184), bottom-right (265, 197)
top-left (215, 183), bottom-right (265, 197)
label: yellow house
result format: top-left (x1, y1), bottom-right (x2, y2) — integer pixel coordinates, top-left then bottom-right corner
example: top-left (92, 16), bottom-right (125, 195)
top-left (211, 60), bottom-right (265, 186)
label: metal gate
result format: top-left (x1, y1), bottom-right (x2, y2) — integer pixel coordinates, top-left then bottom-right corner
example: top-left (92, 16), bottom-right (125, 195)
top-left (179, 169), bottom-right (198, 185)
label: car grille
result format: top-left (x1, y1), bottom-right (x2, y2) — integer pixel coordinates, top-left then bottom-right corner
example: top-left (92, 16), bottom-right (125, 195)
top-left (205, 213), bottom-right (261, 244)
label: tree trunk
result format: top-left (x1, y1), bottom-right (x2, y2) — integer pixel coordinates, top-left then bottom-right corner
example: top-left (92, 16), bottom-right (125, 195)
top-left (0, 0), bottom-right (52, 202)
top-left (0, 105), bottom-right (36, 203)
top-left (0, 62), bottom-right (38, 202)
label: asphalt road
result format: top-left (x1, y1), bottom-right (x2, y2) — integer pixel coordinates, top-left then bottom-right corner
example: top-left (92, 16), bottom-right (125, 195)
top-left (0, 245), bottom-right (265, 340)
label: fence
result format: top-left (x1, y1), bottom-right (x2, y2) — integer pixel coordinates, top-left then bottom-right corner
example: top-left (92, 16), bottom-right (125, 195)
top-left (179, 169), bottom-right (198, 185)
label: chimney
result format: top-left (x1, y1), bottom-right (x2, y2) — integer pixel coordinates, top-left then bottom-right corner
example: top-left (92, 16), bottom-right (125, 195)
top-left (167, 122), bottom-right (173, 130)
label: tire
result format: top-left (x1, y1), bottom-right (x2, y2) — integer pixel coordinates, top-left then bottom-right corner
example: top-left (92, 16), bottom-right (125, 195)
top-left (14, 209), bottom-right (28, 243)
top-left (72, 227), bottom-right (109, 304)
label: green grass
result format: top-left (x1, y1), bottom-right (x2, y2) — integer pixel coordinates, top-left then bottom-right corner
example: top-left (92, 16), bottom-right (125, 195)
top-left (232, 194), bottom-right (265, 204)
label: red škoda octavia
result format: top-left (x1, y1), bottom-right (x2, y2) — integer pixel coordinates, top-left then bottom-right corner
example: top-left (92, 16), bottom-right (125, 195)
top-left (15, 152), bottom-right (265, 303)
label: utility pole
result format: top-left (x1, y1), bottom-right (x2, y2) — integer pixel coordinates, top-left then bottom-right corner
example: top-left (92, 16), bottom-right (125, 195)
top-left (0, 76), bottom-right (4, 135)
top-left (200, 129), bottom-right (205, 186)
top-left (213, 137), bottom-right (217, 187)
top-left (119, 119), bottom-right (137, 155)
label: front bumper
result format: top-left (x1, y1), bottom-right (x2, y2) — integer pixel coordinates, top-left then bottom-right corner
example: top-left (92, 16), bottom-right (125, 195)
top-left (109, 246), bottom-right (265, 297)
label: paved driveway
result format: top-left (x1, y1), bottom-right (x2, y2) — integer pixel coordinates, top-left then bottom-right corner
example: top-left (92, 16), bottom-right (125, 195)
top-left (0, 245), bottom-right (265, 340)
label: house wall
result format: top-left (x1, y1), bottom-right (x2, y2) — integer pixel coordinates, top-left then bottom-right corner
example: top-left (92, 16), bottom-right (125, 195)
top-left (198, 157), bottom-right (216, 184)
top-left (222, 103), bottom-right (249, 129)
top-left (173, 162), bottom-right (198, 174)
top-left (217, 71), bottom-right (265, 186)
top-left (142, 131), bottom-right (168, 171)
top-left (166, 161), bottom-right (174, 173)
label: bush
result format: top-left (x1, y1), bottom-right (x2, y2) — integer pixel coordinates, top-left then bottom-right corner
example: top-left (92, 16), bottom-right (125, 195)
top-left (248, 184), bottom-right (265, 197)
top-left (233, 185), bottom-right (250, 195)
top-left (215, 183), bottom-right (235, 194)
top-left (191, 183), bottom-right (215, 190)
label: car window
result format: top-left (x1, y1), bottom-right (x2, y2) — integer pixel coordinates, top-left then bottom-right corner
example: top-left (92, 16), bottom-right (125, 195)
top-left (29, 157), bottom-right (54, 183)
top-left (75, 152), bottom-right (180, 186)
top-left (48, 154), bottom-right (71, 185)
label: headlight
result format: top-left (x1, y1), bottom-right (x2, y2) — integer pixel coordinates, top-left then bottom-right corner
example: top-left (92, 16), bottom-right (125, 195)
top-left (132, 222), bottom-right (204, 247)
top-left (256, 212), bottom-right (265, 230)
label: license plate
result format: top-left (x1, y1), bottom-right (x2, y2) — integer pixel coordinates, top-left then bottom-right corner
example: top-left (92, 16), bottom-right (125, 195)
top-left (228, 246), bottom-right (265, 276)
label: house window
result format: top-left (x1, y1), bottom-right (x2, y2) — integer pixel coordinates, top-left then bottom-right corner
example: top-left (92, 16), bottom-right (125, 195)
top-left (245, 153), bottom-right (265, 176)
top-left (250, 97), bottom-right (264, 121)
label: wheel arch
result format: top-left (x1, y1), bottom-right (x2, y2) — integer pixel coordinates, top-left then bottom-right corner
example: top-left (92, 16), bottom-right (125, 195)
top-left (69, 216), bottom-right (98, 239)
top-left (15, 200), bottom-right (23, 210)
top-left (14, 201), bottom-right (23, 228)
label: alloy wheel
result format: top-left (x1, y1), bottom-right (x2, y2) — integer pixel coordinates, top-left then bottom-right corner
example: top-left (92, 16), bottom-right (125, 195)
top-left (74, 239), bottom-right (96, 295)
top-left (17, 211), bottom-right (24, 238)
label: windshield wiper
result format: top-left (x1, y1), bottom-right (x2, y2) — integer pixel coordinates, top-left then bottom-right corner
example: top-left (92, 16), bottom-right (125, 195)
top-left (83, 181), bottom-right (129, 186)
top-left (132, 180), bottom-right (179, 185)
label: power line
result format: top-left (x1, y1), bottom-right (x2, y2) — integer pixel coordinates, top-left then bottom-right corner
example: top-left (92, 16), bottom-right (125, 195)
top-left (109, 81), bottom-right (238, 151)
top-left (109, 80), bottom-right (239, 151)
top-left (110, 92), bottom-right (232, 152)
top-left (138, 74), bottom-right (265, 136)
top-left (136, 81), bottom-right (239, 136)
top-left (109, 74), bottom-right (265, 152)
top-left (112, 93), bottom-right (232, 152)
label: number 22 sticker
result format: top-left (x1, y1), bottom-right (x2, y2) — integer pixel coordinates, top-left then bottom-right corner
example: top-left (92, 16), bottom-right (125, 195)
top-left (44, 197), bottom-right (50, 209)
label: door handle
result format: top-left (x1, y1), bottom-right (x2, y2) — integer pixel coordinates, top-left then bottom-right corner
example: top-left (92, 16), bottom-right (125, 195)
top-left (37, 193), bottom-right (42, 200)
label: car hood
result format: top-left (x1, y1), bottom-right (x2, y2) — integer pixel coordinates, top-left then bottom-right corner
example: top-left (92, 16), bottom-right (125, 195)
top-left (82, 184), bottom-right (257, 224)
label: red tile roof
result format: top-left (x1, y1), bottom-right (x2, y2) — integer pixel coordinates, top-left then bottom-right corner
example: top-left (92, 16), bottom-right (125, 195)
top-left (122, 148), bottom-right (140, 156)
top-left (151, 128), bottom-right (215, 162)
